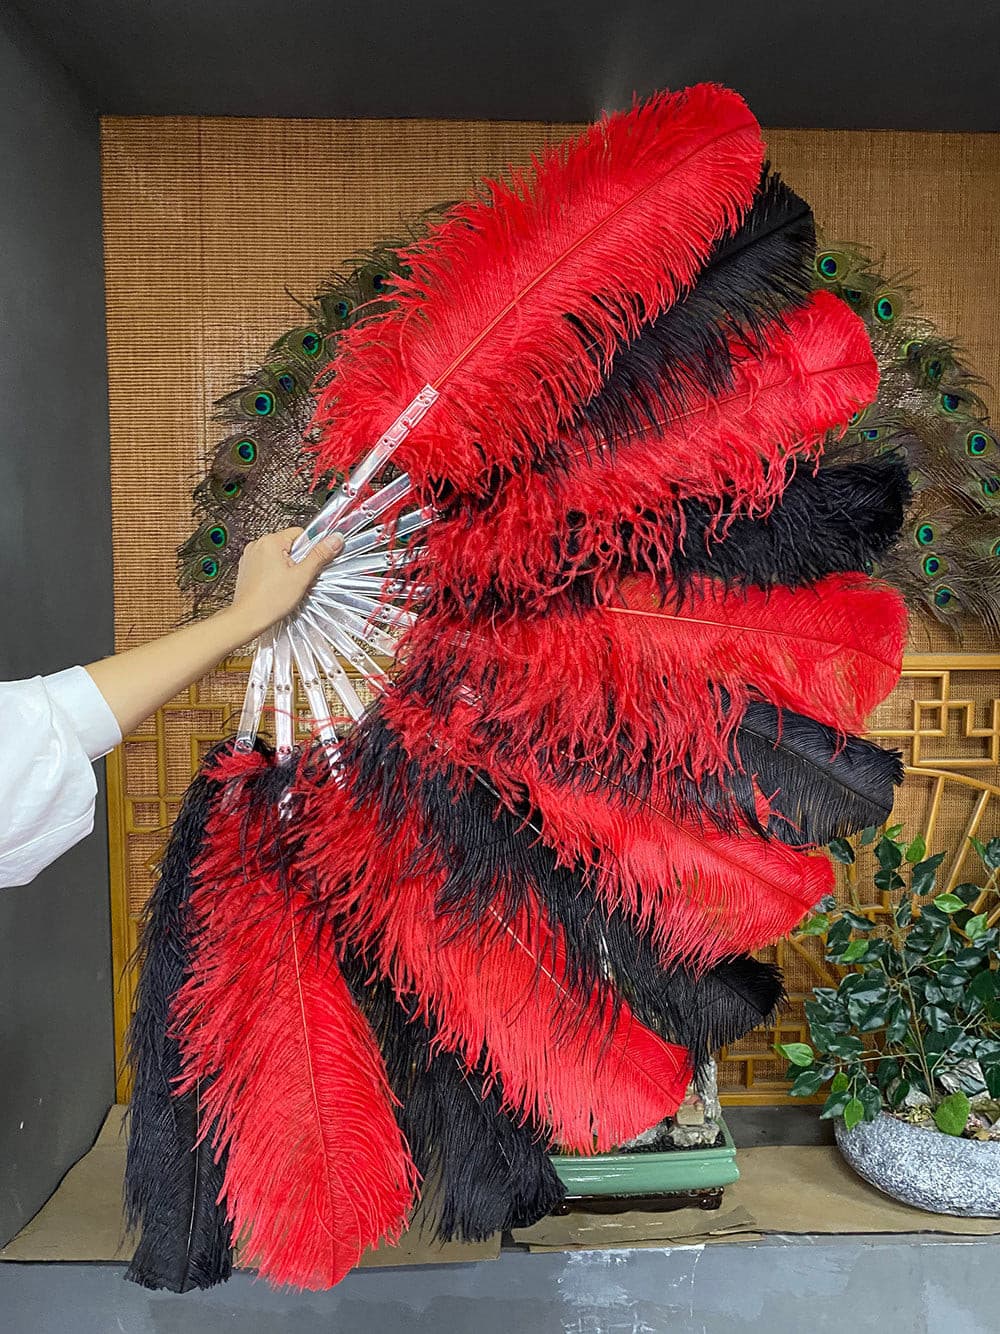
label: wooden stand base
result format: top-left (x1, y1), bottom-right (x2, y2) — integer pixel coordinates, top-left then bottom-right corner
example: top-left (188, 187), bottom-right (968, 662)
top-left (551, 1186), bottom-right (725, 1216)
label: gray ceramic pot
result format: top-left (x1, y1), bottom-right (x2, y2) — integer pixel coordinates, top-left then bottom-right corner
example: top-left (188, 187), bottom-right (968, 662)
top-left (836, 1111), bottom-right (1000, 1217)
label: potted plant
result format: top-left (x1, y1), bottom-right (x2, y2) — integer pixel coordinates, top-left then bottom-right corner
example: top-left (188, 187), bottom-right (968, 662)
top-left (777, 828), bottom-right (1000, 1217)
top-left (549, 1061), bottom-right (741, 1209)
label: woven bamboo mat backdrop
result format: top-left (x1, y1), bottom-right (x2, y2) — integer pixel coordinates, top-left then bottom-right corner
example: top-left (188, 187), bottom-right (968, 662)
top-left (101, 117), bottom-right (1000, 1102)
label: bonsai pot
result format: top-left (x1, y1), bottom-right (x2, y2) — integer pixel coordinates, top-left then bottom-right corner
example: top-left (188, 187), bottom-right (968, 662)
top-left (836, 1111), bottom-right (1000, 1217)
top-left (551, 1118), bottom-right (739, 1199)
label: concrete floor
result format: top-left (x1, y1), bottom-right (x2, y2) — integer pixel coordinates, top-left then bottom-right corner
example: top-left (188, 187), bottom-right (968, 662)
top-left (3, 1236), bottom-right (1000, 1334)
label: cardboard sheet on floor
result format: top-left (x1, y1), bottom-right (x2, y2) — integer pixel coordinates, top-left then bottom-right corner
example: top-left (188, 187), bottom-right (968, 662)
top-left (0, 1106), bottom-right (500, 1268)
top-left (513, 1144), bottom-right (1000, 1250)
top-left (513, 1204), bottom-right (759, 1251)
top-left (7, 1108), bottom-right (1000, 1265)
top-left (729, 1144), bottom-right (1000, 1236)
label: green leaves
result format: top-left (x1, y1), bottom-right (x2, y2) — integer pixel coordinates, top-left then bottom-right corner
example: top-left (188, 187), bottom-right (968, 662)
top-left (911, 853), bottom-right (947, 897)
top-left (859, 1081), bottom-right (882, 1120)
top-left (820, 1089), bottom-right (852, 1119)
top-left (933, 1091), bottom-right (970, 1137)
top-left (825, 918), bottom-right (853, 958)
top-left (824, 1033), bottom-right (863, 1059)
top-left (971, 836), bottom-right (1000, 871)
top-left (840, 940), bottom-right (869, 963)
top-left (796, 825), bottom-right (998, 1113)
top-left (828, 838), bottom-right (855, 864)
top-left (797, 913), bottom-right (830, 937)
top-left (875, 836), bottom-right (903, 871)
top-left (776, 1042), bottom-right (814, 1067)
top-left (789, 1066), bottom-right (832, 1097)
top-left (971, 969), bottom-right (1000, 1004)
top-left (843, 1097), bottom-right (865, 1130)
top-left (921, 1004), bottom-right (955, 1033)
top-left (903, 914), bottom-right (952, 958)
top-left (981, 1051), bottom-right (1000, 1099)
top-left (876, 1056), bottom-right (900, 1090)
top-left (965, 914), bottom-right (989, 940)
top-left (905, 835), bottom-right (927, 864)
top-left (838, 973), bottom-right (892, 1028)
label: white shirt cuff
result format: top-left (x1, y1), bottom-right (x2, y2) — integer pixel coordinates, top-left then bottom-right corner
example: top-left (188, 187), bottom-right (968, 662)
top-left (45, 666), bottom-right (123, 760)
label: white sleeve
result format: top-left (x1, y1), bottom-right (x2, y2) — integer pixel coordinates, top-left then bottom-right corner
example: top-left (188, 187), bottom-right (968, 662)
top-left (0, 667), bottom-right (122, 889)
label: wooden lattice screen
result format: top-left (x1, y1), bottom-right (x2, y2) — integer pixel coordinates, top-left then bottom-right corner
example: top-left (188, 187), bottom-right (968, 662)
top-left (101, 116), bottom-right (1000, 1102)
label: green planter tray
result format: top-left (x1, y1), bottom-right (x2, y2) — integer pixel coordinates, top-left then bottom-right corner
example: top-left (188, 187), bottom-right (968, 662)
top-left (550, 1119), bottom-right (739, 1198)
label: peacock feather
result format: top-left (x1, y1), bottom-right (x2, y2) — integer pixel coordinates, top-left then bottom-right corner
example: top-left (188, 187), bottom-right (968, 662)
top-left (813, 236), bottom-right (1000, 635)
top-left (177, 215), bottom-right (451, 609)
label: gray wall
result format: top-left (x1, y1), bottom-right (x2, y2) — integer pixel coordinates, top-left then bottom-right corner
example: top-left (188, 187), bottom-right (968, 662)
top-left (0, 4), bottom-right (115, 1245)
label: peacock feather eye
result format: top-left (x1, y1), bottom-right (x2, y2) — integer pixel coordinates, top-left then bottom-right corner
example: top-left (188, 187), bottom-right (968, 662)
top-left (940, 392), bottom-right (962, 414)
top-left (874, 296), bottom-right (895, 323)
top-left (967, 431), bottom-right (990, 456)
top-left (926, 359), bottom-right (943, 382)
top-left (208, 524), bottom-right (228, 548)
top-left (817, 254), bottom-right (840, 278)
top-left (933, 586), bottom-right (956, 608)
top-left (922, 554), bottom-right (945, 577)
top-left (848, 409), bottom-right (864, 426)
top-left (301, 331), bottom-right (322, 357)
top-left (335, 299), bottom-right (351, 320)
top-left (372, 272), bottom-right (390, 293)
top-left (993, 540), bottom-right (1000, 558)
top-left (983, 477), bottom-right (1000, 498)
top-left (277, 371), bottom-right (297, 394)
top-left (915, 523), bottom-right (935, 546)
top-left (843, 287), bottom-right (864, 306)
top-left (210, 475), bottom-right (243, 503)
top-left (235, 438), bottom-right (257, 464)
top-left (198, 557), bottom-right (220, 581)
top-left (863, 428), bottom-right (882, 441)
top-left (246, 390), bottom-right (275, 417)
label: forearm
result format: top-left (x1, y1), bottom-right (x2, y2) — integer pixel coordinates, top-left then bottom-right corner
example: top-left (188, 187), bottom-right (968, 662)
top-left (84, 605), bottom-right (264, 738)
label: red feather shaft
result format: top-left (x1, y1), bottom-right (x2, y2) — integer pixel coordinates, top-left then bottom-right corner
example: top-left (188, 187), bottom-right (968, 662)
top-left (414, 290), bottom-right (877, 609)
top-left (302, 784), bottom-right (690, 1152)
top-left (174, 754), bottom-right (416, 1290)
top-left (309, 85), bottom-right (763, 497)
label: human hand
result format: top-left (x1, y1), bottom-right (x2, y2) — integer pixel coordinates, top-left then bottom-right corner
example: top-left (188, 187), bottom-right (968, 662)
top-left (228, 526), bottom-right (344, 639)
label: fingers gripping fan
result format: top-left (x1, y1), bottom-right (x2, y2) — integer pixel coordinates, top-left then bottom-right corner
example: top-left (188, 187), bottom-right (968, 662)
top-left (127, 86), bottom-right (913, 1296)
